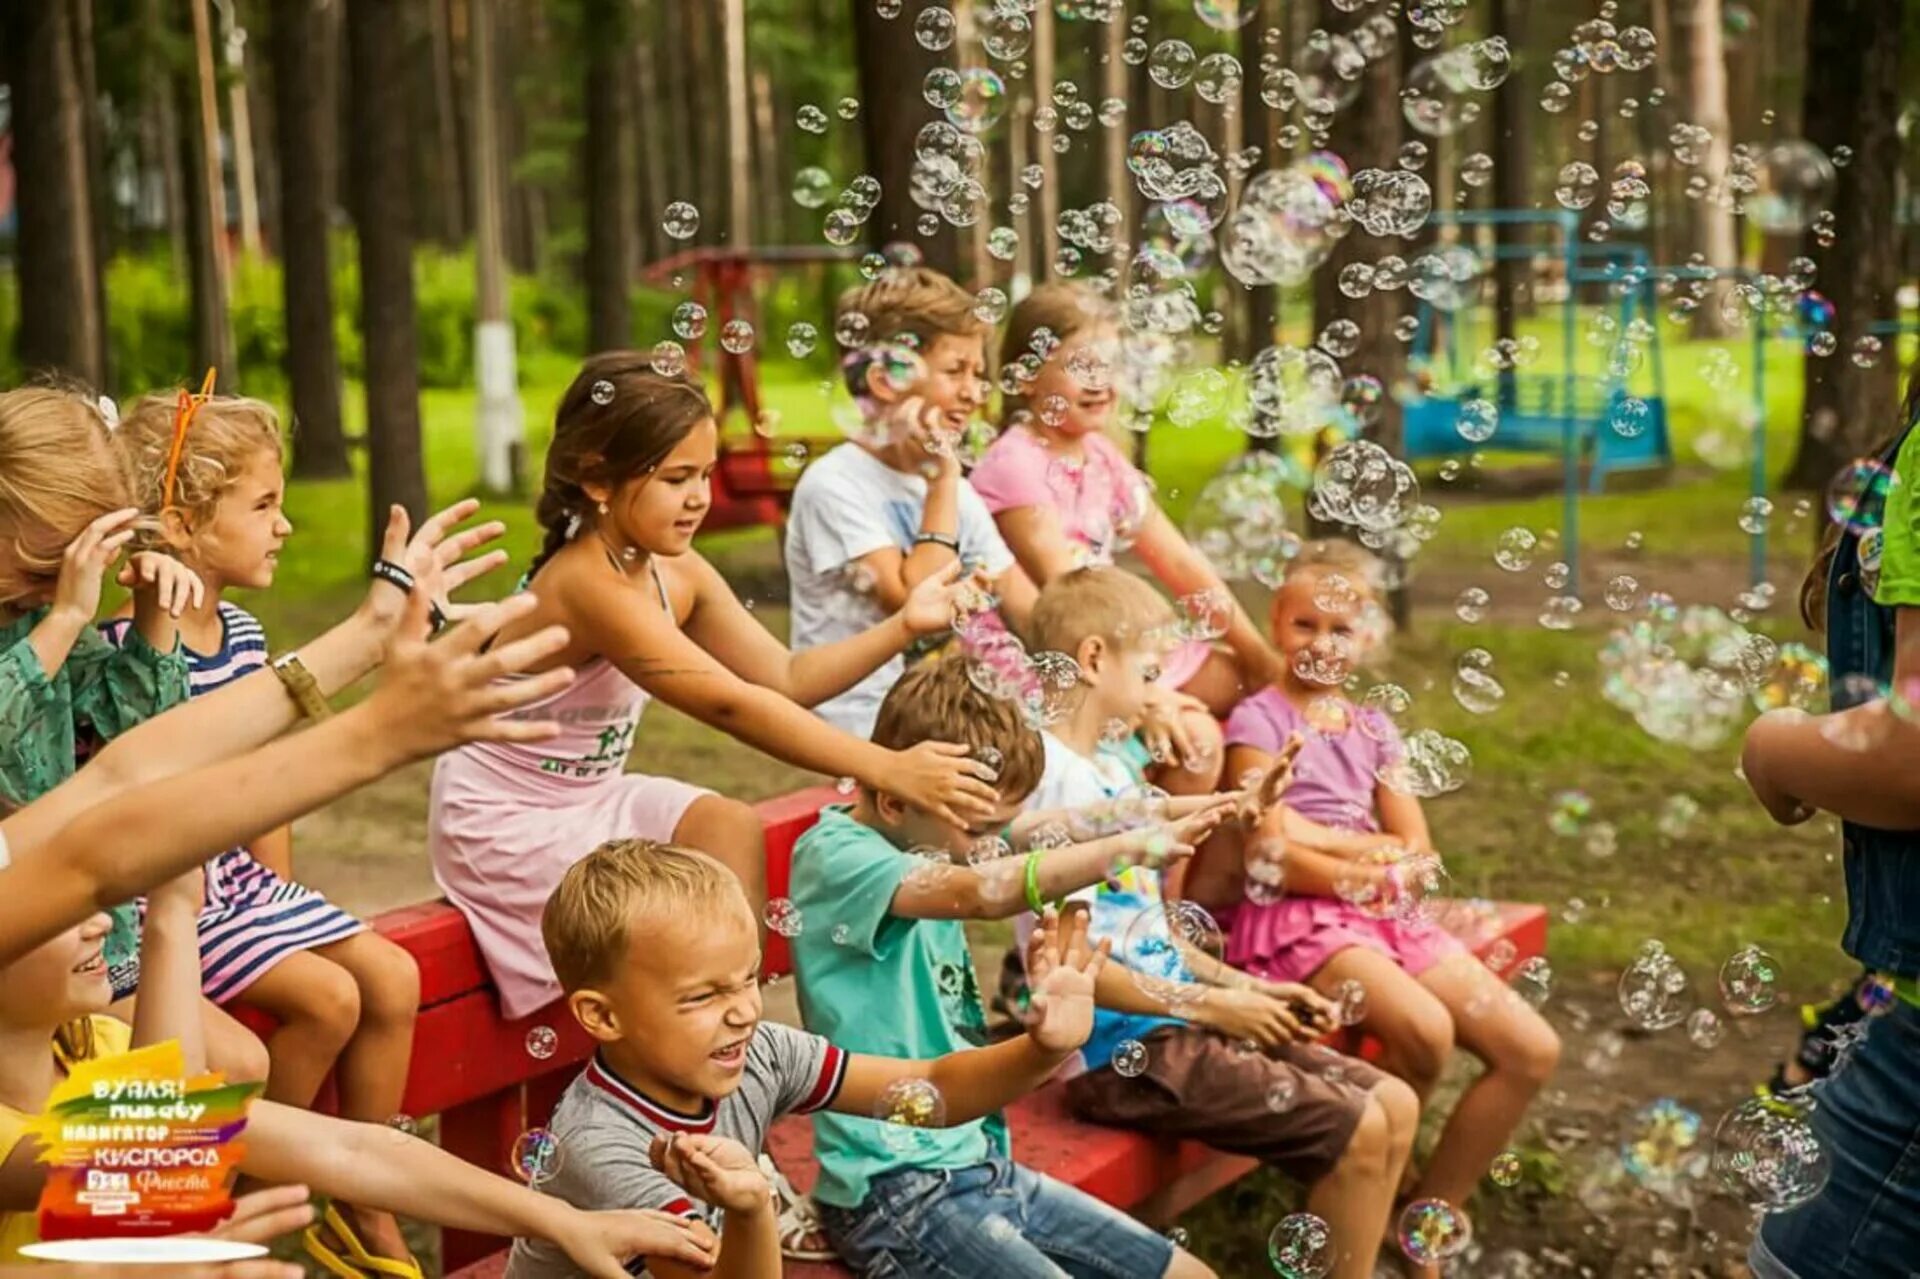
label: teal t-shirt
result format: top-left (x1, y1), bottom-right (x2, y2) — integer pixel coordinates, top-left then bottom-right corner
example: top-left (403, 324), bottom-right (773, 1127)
top-left (787, 806), bottom-right (1008, 1209)
top-left (1873, 429), bottom-right (1920, 606)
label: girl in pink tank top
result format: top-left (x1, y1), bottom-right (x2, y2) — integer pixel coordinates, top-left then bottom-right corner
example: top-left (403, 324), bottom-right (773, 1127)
top-left (429, 358), bottom-right (1001, 1018)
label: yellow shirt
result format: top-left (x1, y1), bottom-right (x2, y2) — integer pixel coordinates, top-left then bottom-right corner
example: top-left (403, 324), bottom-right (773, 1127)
top-left (0, 1015), bottom-right (133, 1262)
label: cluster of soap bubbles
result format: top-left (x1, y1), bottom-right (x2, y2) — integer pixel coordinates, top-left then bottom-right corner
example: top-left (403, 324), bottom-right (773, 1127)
top-left (1184, 454), bottom-right (1302, 586)
top-left (1397, 1199), bottom-right (1472, 1265)
top-left (957, 619), bottom-right (1083, 731)
top-left (1267, 1212), bottom-right (1335, 1278)
top-left (1618, 940), bottom-right (1691, 1031)
top-left (1599, 602), bottom-right (1784, 749)
top-left (1310, 440), bottom-right (1422, 536)
top-left (764, 897), bottom-right (804, 938)
top-left (1712, 1096), bottom-right (1829, 1211)
top-left (1619, 1097), bottom-right (1704, 1194)
top-left (1119, 900), bottom-right (1224, 1009)
top-left (1220, 152), bottom-right (1354, 288)
top-left (1376, 728), bottom-right (1474, 798)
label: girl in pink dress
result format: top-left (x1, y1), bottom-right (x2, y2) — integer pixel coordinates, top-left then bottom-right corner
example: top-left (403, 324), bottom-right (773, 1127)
top-left (1216, 538), bottom-right (1560, 1235)
top-left (430, 358), bottom-right (997, 1019)
top-left (970, 284), bottom-right (1289, 797)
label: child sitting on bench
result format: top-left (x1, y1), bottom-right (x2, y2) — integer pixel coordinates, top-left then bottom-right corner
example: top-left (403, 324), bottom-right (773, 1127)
top-left (505, 840), bottom-right (1109, 1279)
top-left (787, 653), bottom-right (1238, 1279)
top-left (1021, 566), bottom-right (1418, 1279)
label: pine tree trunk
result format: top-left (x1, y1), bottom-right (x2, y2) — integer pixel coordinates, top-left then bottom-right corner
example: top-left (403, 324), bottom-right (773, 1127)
top-left (1489, 0), bottom-right (1527, 350)
top-left (471, 0), bottom-right (523, 494)
top-left (1688, 0), bottom-right (1738, 337)
top-left (1782, 0), bottom-right (1902, 491)
top-left (68, 0), bottom-right (113, 386)
top-left (141, 0), bottom-right (190, 274)
top-left (631, 5), bottom-right (664, 264)
top-left (346, 0), bottom-right (428, 552)
top-left (583, 0), bottom-right (634, 351)
top-left (7, 0), bottom-right (104, 385)
top-left (428, 0), bottom-right (467, 244)
top-left (273, 0), bottom-right (349, 478)
top-left (186, 0), bottom-right (235, 375)
top-left (1233, 3), bottom-right (1275, 362)
top-left (850, 0), bottom-right (959, 273)
top-left (1031, 0), bottom-right (1058, 281)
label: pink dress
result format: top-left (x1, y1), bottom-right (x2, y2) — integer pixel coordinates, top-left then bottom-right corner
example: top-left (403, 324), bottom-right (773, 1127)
top-left (1219, 687), bottom-right (1463, 984)
top-left (428, 568), bottom-right (708, 1018)
top-left (970, 425), bottom-right (1210, 688)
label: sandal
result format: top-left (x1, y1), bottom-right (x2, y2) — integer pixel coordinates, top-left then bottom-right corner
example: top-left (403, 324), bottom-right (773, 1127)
top-left (303, 1204), bottom-right (424, 1279)
top-left (760, 1154), bottom-right (834, 1262)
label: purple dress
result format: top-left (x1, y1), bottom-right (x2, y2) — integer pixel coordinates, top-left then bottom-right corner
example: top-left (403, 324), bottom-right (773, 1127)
top-left (1220, 687), bottom-right (1463, 984)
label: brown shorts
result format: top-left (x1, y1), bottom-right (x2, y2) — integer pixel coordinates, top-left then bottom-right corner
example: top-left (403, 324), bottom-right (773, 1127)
top-left (1063, 1026), bottom-right (1386, 1186)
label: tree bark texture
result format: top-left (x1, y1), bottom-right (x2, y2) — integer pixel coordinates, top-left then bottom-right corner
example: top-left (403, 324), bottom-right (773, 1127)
top-left (272, 0), bottom-right (350, 478)
top-left (8, 0), bottom-right (105, 385)
top-left (346, 0), bottom-right (429, 552)
top-left (850, 0), bottom-right (959, 275)
top-left (583, 0), bottom-right (634, 350)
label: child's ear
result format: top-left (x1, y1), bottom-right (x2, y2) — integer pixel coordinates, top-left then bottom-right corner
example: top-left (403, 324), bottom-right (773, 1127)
top-left (1075, 635), bottom-right (1106, 681)
top-left (873, 789), bottom-right (909, 825)
top-left (567, 988), bottom-right (623, 1044)
top-left (863, 358), bottom-right (906, 406)
top-left (158, 507), bottom-right (195, 552)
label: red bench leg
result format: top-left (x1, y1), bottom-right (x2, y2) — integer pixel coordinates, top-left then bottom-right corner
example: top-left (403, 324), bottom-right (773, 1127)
top-left (440, 1086), bottom-right (524, 1270)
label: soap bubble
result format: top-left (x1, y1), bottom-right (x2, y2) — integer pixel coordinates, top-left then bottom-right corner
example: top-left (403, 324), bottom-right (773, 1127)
top-left (1193, 0), bottom-right (1259, 31)
top-left (511, 1128), bottom-right (563, 1184)
top-left (662, 201), bottom-right (700, 240)
top-left (650, 341), bottom-right (687, 378)
top-left (1718, 945), bottom-right (1780, 1015)
top-left (1454, 587), bottom-right (1490, 623)
top-left (795, 104), bottom-right (829, 134)
top-left (786, 322), bottom-right (819, 359)
top-left (764, 898), bottom-right (804, 938)
top-left (1510, 955), bottom-right (1553, 1007)
top-left (1688, 1008), bottom-right (1724, 1048)
top-left (1489, 1151), bottom-right (1522, 1187)
top-left (1267, 1212), bottom-right (1335, 1278)
top-left (947, 68), bottom-right (1007, 134)
top-left (1457, 397), bottom-right (1499, 443)
top-left (1750, 141), bottom-right (1836, 234)
top-left (1148, 40), bottom-right (1197, 90)
top-left (1120, 900), bottom-right (1222, 1008)
top-left (671, 301), bottom-right (708, 341)
top-left (525, 1025), bottom-right (559, 1061)
top-left (1397, 1199), bottom-right (1471, 1265)
top-left (1377, 730), bottom-right (1473, 798)
top-left (1712, 1095), bottom-right (1829, 1212)
top-left (1555, 161), bottom-right (1600, 209)
top-left (1826, 458), bottom-right (1893, 534)
top-left (589, 379), bottom-right (616, 407)
top-left (1618, 939), bottom-right (1691, 1031)
top-left (1494, 527), bottom-right (1537, 572)
top-left (874, 1077), bottom-right (947, 1150)
top-left (913, 5), bottom-right (955, 50)
top-left (1265, 1077), bottom-right (1297, 1113)
top-left (719, 319), bottom-right (755, 355)
top-left (1620, 1097), bottom-right (1703, 1189)
top-left (1112, 1038), bottom-right (1149, 1077)
top-left (1451, 648), bottom-right (1504, 714)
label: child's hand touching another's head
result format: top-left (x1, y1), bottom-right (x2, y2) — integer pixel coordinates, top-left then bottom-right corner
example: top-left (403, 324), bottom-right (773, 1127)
top-left (649, 1132), bottom-right (770, 1216)
top-left (45, 508), bottom-right (138, 620)
top-left (1023, 904), bottom-right (1109, 1054)
top-left (558, 1203), bottom-right (720, 1278)
top-left (121, 550), bottom-right (206, 619)
top-left (897, 561), bottom-right (990, 638)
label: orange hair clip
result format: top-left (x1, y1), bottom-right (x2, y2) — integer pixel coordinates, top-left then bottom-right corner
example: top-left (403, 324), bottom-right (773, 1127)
top-left (160, 367), bottom-right (218, 513)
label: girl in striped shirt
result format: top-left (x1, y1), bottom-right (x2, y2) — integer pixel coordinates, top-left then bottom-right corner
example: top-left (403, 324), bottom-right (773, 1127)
top-left (110, 390), bottom-right (424, 1279)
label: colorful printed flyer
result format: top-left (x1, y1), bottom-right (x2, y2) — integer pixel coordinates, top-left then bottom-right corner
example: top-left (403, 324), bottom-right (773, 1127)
top-left (18, 1040), bottom-right (266, 1264)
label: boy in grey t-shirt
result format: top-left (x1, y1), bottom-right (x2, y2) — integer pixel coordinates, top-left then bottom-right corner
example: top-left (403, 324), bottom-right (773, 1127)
top-left (507, 838), bottom-right (1106, 1279)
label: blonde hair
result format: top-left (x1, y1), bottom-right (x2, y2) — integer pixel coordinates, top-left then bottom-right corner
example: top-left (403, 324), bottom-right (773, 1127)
top-left (542, 840), bottom-right (745, 993)
top-left (837, 267), bottom-right (984, 355)
top-left (114, 393), bottom-right (283, 549)
top-left (1283, 538), bottom-right (1386, 596)
top-left (1029, 566), bottom-right (1175, 658)
top-left (872, 652), bottom-right (1046, 803)
top-left (997, 282), bottom-right (1115, 418)
top-left (0, 387), bottom-right (130, 602)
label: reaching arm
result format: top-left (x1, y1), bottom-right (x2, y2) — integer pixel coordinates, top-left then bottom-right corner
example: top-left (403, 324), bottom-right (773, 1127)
top-left (1132, 508), bottom-right (1287, 687)
top-left (680, 552), bottom-right (969, 707)
top-left (0, 592), bottom-right (571, 969)
top-left (0, 502), bottom-right (507, 857)
top-left (131, 871), bottom-right (208, 1070)
top-left (248, 826), bottom-right (295, 882)
top-left (565, 568), bottom-right (998, 826)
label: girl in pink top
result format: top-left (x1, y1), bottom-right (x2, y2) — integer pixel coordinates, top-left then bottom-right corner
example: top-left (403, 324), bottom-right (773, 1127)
top-left (971, 285), bottom-right (1289, 792)
top-left (1213, 539), bottom-right (1559, 1243)
top-left (429, 357), bottom-right (997, 1019)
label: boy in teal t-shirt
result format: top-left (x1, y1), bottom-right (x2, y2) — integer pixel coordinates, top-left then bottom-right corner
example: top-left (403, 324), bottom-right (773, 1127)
top-left (788, 653), bottom-right (1225, 1279)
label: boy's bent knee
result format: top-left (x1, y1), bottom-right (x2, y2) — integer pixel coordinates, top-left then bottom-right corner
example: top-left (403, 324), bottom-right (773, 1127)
top-left (1372, 1076), bottom-right (1422, 1152)
top-left (1342, 1097), bottom-right (1396, 1172)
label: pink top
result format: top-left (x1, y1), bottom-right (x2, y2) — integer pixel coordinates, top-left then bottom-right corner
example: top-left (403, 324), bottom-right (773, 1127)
top-left (1222, 687), bottom-right (1396, 831)
top-left (972, 425), bottom-right (1210, 688)
top-left (969, 425), bottom-right (1151, 569)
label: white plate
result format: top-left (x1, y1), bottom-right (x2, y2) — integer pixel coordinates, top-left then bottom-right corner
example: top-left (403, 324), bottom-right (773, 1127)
top-left (22, 1238), bottom-right (269, 1264)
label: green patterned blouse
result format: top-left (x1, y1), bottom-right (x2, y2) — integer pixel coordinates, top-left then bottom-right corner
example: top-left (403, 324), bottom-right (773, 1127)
top-left (0, 608), bottom-right (192, 995)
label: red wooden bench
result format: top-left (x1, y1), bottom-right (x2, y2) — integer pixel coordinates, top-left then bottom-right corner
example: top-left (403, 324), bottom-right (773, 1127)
top-left (287, 785), bottom-right (1545, 1277)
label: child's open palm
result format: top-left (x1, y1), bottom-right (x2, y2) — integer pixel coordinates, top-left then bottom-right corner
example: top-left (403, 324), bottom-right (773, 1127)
top-left (649, 1132), bottom-right (770, 1215)
top-left (1024, 905), bottom-right (1110, 1054)
top-left (898, 561), bottom-right (988, 638)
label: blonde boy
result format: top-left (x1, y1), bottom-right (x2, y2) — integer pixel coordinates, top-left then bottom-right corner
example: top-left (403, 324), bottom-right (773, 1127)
top-left (787, 653), bottom-right (1230, 1279)
top-left (785, 267), bottom-right (1038, 736)
top-left (506, 840), bottom-right (1109, 1279)
top-left (1027, 568), bottom-right (1420, 1279)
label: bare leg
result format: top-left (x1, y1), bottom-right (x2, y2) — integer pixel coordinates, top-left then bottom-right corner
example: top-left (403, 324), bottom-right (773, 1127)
top-left (1305, 1087), bottom-right (1416, 1279)
top-left (234, 952), bottom-right (359, 1106)
top-left (1408, 954), bottom-right (1561, 1210)
top-left (673, 794), bottom-right (769, 917)
top-left (309, 931), bottom-right (421, 1263)
top-left (1308, 948), bottom-right (1456, 1101)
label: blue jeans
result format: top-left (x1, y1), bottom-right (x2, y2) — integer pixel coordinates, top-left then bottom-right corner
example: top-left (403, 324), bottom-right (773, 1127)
top-left (1752, 1001), bottom-right (1920, 1278)
top-left (817, 1154), bottom-right (1176, 1279)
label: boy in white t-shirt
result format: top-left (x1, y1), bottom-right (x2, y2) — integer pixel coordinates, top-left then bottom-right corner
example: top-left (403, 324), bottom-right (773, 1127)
top-left (1020, 567), bottom-right (1420, 1279)
top-left (785, 268), bottom-right (1037, 736)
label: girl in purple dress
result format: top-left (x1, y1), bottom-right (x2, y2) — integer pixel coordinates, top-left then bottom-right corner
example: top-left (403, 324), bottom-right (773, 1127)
top-left (1212, 538), bottom-right (1560, 1244)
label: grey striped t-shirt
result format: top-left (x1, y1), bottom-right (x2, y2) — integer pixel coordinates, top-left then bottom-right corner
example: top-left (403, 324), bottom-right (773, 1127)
top-left (506, 1021), bottom-right (847, 1279)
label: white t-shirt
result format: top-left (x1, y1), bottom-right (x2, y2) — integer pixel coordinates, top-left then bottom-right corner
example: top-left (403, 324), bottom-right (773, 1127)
top-left (784, 442), bottom-right (1016, 737)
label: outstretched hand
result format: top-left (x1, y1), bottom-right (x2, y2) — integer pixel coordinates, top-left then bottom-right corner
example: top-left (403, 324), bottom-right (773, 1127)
top-left (1233, 734), bottom-right (1304, 824)
top-left (364, 501), bottom-right (510, 649)
top-left (1024, 904), bottom-right (1109, 1054)
top-left (358, 587), bottom-right (573, 763)
top-left (898, 561), bottom-right (990, 638)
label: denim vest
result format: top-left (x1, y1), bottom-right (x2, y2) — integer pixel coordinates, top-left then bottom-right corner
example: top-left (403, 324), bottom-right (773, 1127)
top-left (1827, 421), bottom-right (1920, 976)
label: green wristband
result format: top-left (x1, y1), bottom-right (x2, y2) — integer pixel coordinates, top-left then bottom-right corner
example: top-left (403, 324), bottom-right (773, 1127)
top-left (1024, 851), bottom-right (1049, 915)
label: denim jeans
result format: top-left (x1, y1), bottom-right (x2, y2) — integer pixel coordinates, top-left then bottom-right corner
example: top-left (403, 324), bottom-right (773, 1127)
top-left (1752, 1001), bottom-right (1920, 1277)
top-left (817, 1154), bottom-right (1176, 1279)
